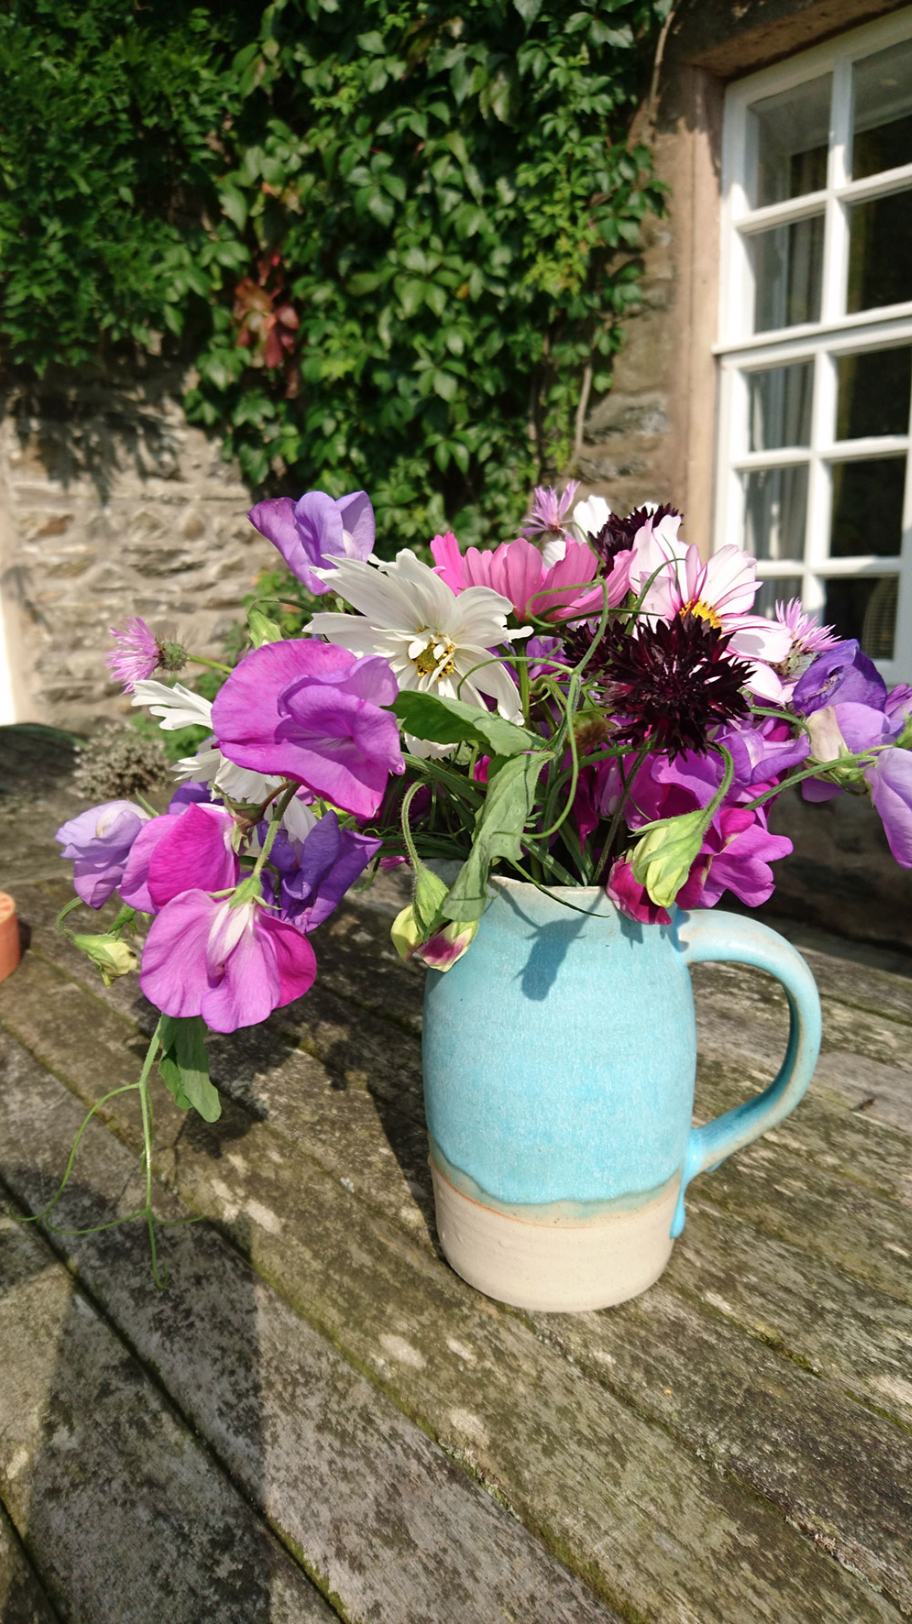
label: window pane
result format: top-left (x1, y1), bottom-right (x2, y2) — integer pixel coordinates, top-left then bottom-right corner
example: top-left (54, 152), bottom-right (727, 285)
top-left (846, 190), bottom-right (912, 313)
top-left (836, 347), bottom-right (912, 439)
top-left (852, 38), bottom-right (912, 180)
top-left (830, 457), bottom-right (905, 557)
top-left (750, 74), bottom-right (831, 206)
top-left (753, 576), bottom-right (804, 619)
top-left (744, 466), bottom-right (808, 561)
top-left (752, 216), bottom-right (824, 331)
top-left (748, 362), bottom-right (814, 450)
top-left (824, 575), bottom-right (897, 658)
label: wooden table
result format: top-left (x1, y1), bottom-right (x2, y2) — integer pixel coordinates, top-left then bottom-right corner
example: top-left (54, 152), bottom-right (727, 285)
top-left (1, 725), bottom-right (911, 1624)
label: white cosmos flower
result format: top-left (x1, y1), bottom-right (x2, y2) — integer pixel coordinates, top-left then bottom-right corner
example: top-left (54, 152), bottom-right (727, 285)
top-left (308, 550), bottom-right (527, 755)
top-left (567, 495), bottom-right (612, 551)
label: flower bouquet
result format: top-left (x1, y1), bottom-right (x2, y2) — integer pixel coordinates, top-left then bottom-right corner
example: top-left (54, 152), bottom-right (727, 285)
top-left (45, 481), bottom-right (912, 1299)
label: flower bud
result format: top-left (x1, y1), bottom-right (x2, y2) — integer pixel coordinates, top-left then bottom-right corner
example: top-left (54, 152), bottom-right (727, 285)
top-left (390, 906), bottom-right (478, 971)
top-left (71, 933), bottom-right (138, 986)
top-left (630, 809), bottom-right (709, 909)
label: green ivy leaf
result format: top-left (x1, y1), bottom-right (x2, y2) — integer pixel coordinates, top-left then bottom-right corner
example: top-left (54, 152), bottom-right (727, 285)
top-left (218, 183), bottom-right (248, 231)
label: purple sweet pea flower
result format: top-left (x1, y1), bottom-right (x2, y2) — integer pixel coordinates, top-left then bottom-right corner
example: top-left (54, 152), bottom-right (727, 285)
top-left (211, 639), bottom-right (404, 819)
top-left (274, 811), bottom-right (382, 932)
top-left (139, 889), bottom-right (316, 1033)
top-left (719, 717), bottom-right (810, 786)
top-left (56, 801), bottom-right (150, 908)
top-left (792, 640), bottom-right (887, 716)
top-left (248, 490), bottom-right (375, 595)
top-left (865, 749), bottom-right (912, 867)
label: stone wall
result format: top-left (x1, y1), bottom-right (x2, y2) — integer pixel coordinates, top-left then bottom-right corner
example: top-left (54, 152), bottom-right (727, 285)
top-left (0, 367), bottom-right (258, 734)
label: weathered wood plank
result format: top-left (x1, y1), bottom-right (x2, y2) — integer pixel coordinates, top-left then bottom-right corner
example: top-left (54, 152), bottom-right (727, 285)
top-left (1, 1016), bottom-right (900, 1621)
top-left (527, 1281), bottom-right (912, 1612)
top-left (0, 1212), bottom-right (337, 1624)
top-left (671, 1199), bottom-right (912, 1432)
top-left (0, 1501), bottom-right (58, 1624)
top-left (0, 1040), bottom-right (616, 1624)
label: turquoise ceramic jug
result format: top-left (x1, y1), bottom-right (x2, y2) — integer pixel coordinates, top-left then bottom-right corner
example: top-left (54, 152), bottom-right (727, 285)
top-left (422, 879), bottom-right (821, 1311)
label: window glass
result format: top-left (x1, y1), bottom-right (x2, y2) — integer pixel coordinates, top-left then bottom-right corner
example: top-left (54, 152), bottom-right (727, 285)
top-left (835, 348), bottom-right (912, 438)
top-left (754, 577), bottom-right (804, 619)
top-left (743, 466), bottom-right (808, 560)
top-left (750, 74), bottom-right (831, 206)
top-left (824, 575), bottom-right (897, 657)
top-left (752, 216), bottom-right (824, 331)
top-left (846, 190), bottom-right (912, 312)
top-left (852, 38), bottom-right (912, 179)
top-left (748, 362), bottom-right (814, 450)
top-left (830, 457), bottom-right (905, 557)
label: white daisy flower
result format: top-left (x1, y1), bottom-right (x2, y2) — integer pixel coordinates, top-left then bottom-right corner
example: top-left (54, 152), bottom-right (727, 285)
top-left (307, 550), bottom-right (528, 755)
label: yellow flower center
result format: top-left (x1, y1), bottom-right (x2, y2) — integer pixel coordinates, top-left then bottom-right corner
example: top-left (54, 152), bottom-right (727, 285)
top-left (410, 632), bottom-right (457, 680)
top-left (683, 598), bottom-right (723, 630)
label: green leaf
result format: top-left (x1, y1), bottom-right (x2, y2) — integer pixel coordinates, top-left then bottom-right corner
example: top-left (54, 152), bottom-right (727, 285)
top-left (157, 1016), bottom-right (221, 1122)
top-left (218, 183), bottom-right (248, 232)
top-left (392, 690), bottom-right (540, 757)
top-left (513, 0), bottom-right (543, 20)
top-left (442, 753), bottom-right (548, 922)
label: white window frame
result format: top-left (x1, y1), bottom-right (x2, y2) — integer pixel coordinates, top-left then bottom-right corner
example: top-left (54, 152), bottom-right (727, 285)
top-left (715, 7), bottom-right (912, 683)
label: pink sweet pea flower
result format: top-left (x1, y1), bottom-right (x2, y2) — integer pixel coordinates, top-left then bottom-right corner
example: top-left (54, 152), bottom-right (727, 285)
top-left (430, 533), bottom-right (611, 621)
top-left (140, 889), bottom-right (316, 1033)
top-left (248, 489), bottom-right (375, 595)
top-left (606, 858), bottom-right (671, 926)
top-left (676, 808), bottom-right (792, 909)
top-left (120, 803), bottom-right (239, 914)
top-left (211, 639), bottom-right (404, 819)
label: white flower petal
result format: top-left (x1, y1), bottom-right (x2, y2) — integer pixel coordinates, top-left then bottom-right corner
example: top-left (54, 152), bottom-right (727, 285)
top-left (132, 680), bottom-right (213, 731)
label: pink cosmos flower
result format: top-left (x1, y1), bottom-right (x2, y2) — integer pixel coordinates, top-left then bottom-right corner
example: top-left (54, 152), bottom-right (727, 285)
top-left (105, 617), bottom-right (160, 692)
top-left (140, 889), bottom-right (316, 1033)
top-left (627, 512), bottom-right (791, 666)
top-left (430, 533), bottom-right (613, 622)
top-left (211, 639), bottom-right (404, 819)
top-left (119, 803), bottom-right (239, 914)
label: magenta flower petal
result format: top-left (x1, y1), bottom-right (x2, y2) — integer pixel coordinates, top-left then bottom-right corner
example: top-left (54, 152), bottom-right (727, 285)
top-left (212, 639), bottom-right (404, 818)
top-left (258, 911), bottom-right (318, 1003)
top-left (139, 890), bottom-right (218, 1018)
top-left (119, 816), bottom-right (176, 912)
top-left (147, 804), bottom-right (239, 910)
top-left (139, 890), bottom-right (317, 1033)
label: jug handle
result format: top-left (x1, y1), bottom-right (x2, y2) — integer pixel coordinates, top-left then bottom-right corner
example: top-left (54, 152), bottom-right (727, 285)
top-left (671, 909), bottom-right (822, 1237)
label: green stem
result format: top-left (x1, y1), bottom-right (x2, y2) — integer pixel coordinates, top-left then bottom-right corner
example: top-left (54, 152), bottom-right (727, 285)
top-left (518, 659), bottom-right (531, 728)
top-left (593, 742), bottom-right (651, 883)
top-left (186, 653), bottom-right (233, 675)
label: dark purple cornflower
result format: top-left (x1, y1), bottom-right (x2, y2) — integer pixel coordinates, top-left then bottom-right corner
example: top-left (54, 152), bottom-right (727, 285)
top-left (588, 504), bottom-right (682, 573)
top-left (574, 613), bottom-right (753, 759)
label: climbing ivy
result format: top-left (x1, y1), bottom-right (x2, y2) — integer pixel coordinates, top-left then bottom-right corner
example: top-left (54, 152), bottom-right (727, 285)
top-left (0, 0), bottom-right (669, 546)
